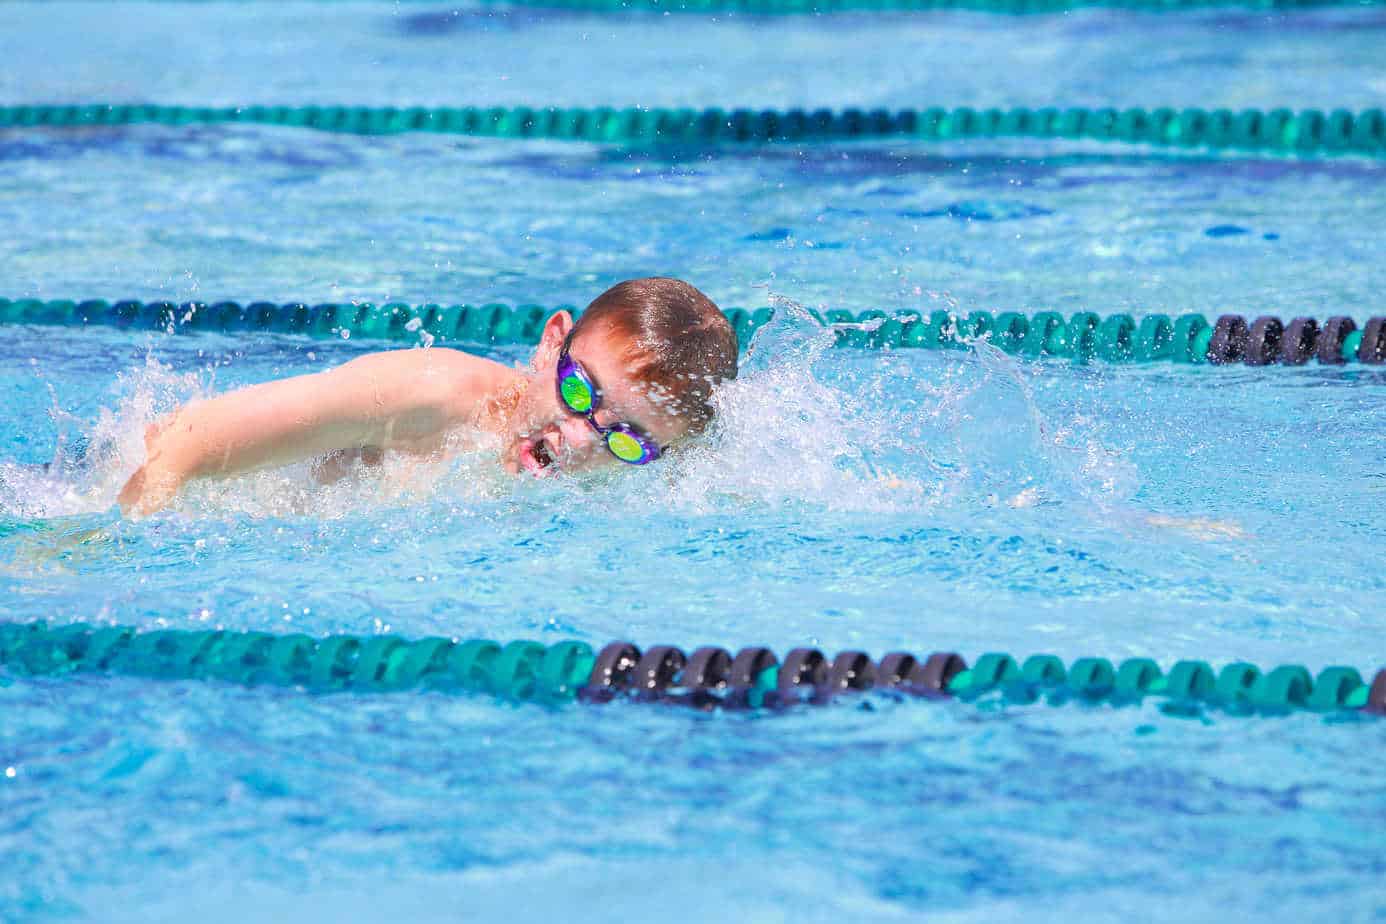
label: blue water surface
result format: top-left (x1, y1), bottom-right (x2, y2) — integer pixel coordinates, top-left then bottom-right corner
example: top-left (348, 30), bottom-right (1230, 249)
top-left (2, 3), bottom-right (1386, 921)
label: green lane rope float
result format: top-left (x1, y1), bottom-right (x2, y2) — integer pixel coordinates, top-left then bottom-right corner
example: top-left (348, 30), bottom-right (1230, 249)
top-left (2, 621), bottom-right (1382, 718)
top-left (3, 297), bottom-right (1384, 366)
top-left (2, 104), bottom-right (1384, 158)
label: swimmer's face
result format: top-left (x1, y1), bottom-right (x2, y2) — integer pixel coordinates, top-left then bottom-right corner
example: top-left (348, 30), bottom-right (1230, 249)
top-left (502, 312), bottom-right (687, 477)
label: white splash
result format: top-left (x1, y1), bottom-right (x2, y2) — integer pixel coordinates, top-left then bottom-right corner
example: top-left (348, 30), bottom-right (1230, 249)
top-left (2, 300), bottom-right (1144, 526)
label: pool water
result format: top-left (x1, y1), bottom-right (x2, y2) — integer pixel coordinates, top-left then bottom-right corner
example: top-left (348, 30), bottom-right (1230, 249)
top-left (3, 3), bottom-right (1386, 921)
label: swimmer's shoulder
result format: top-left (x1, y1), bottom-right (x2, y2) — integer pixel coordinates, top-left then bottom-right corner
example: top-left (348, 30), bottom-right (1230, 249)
top-left (369, 346), bottom-right (526, 421)
top-left (339, 345), bottom-right (497, 380)
top-left (408, 346), bottom-right (517, 392)
top-left (325, 346), bottom-right (512, 417)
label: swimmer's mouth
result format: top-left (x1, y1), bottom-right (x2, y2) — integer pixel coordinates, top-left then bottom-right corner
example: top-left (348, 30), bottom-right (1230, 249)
top-left (519, 435), bottom-right (558, 476)
top-left (532, 440), bottom-right (555, 470)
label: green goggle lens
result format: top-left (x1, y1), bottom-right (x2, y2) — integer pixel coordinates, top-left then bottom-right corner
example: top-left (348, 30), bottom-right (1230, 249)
top-left (560, 375), bottom-right (593, 413)
top-left (555, 345), bottom-right (661, 465)
top-left (606, 430), bottom-right (646, 463)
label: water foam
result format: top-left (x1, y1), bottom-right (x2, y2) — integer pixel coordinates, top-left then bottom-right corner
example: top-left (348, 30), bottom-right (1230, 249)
top-left (543, 292), bottom-right (1147, 534)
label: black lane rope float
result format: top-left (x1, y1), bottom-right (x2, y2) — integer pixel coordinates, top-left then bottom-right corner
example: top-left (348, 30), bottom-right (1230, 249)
top-left (4, 297), bottom-right (1385, 366)
top-left (3, 104), bottom-right (1384, 158)
top-left (2, 621), bottom-right (1382, 718)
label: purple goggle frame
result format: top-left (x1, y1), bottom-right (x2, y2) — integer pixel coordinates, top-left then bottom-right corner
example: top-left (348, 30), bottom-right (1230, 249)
top-left (556, 333), bottom-right (663, 465)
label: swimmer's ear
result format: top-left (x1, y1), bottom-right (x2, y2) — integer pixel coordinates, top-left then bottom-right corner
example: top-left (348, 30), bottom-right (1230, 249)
top-left (532, 310), bottom-right (574, 370)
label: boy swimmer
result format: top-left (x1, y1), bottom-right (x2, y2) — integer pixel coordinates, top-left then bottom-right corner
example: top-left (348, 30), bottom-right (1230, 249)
top-left (117, 278), bottom-right (738, 515)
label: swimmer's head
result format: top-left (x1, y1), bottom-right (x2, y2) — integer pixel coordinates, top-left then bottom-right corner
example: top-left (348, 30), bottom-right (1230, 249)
top-left (503, 277), bottom-right (738, 476)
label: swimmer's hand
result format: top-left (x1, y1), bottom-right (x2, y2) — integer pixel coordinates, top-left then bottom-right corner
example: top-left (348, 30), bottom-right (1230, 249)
top-left (117, 420), bottom-right (191, 517)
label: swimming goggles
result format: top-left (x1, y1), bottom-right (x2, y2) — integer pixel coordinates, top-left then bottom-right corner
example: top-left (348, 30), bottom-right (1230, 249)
top-left (556, 332), bottom-right (663, 465)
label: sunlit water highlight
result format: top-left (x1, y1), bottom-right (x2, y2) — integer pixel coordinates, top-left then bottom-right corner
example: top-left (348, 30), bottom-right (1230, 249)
top-left (3, 3), bottom-right (1386, 920)
top-left (4, 311), bottom-right (1386, 919)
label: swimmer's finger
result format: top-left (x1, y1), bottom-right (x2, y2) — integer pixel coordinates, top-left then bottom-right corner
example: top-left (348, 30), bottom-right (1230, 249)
top-left (116, 466), bottom-right (146, 514)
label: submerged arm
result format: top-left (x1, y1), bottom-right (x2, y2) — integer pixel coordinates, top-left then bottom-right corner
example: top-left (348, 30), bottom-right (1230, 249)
top-left (117, 349), bottom-right (473, 515)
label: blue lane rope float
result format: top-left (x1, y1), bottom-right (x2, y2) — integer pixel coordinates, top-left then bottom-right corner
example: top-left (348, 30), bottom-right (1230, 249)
top-left (1, 621), bottom-right (1380, 717)
top-left (2, 298), bottom-right (1384, 366)
top-left (2, 104), bottom-right (1384, 158)
top-left (24, 0), bottom-right (1386, 10)
top-left (487, 0), bottom-right (1386, 10)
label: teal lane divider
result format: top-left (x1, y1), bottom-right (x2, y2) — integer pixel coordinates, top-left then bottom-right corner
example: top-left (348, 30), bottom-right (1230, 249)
top-left (1, 621), bottom-right (1382, 718)
top-left (3, 297), bottom-right (1384, 366)
top-left (2, 104), bottom-right (1384, 158)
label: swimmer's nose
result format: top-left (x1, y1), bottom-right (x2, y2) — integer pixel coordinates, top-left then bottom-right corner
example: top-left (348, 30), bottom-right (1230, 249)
top-left (556, 415), bottom-right (601, 459)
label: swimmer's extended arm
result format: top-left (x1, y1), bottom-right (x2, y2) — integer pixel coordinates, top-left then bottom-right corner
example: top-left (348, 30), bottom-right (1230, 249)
top-left (117, 349), bottom-right (474, 515)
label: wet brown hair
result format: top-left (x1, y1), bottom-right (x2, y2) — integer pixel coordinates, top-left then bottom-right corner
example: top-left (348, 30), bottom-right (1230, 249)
top-left (571, 277), bottom-right (738, 433)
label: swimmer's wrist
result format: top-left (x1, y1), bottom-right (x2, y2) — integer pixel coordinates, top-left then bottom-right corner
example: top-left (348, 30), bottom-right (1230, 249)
top-left (142, 420), bottom-right (203, 487)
